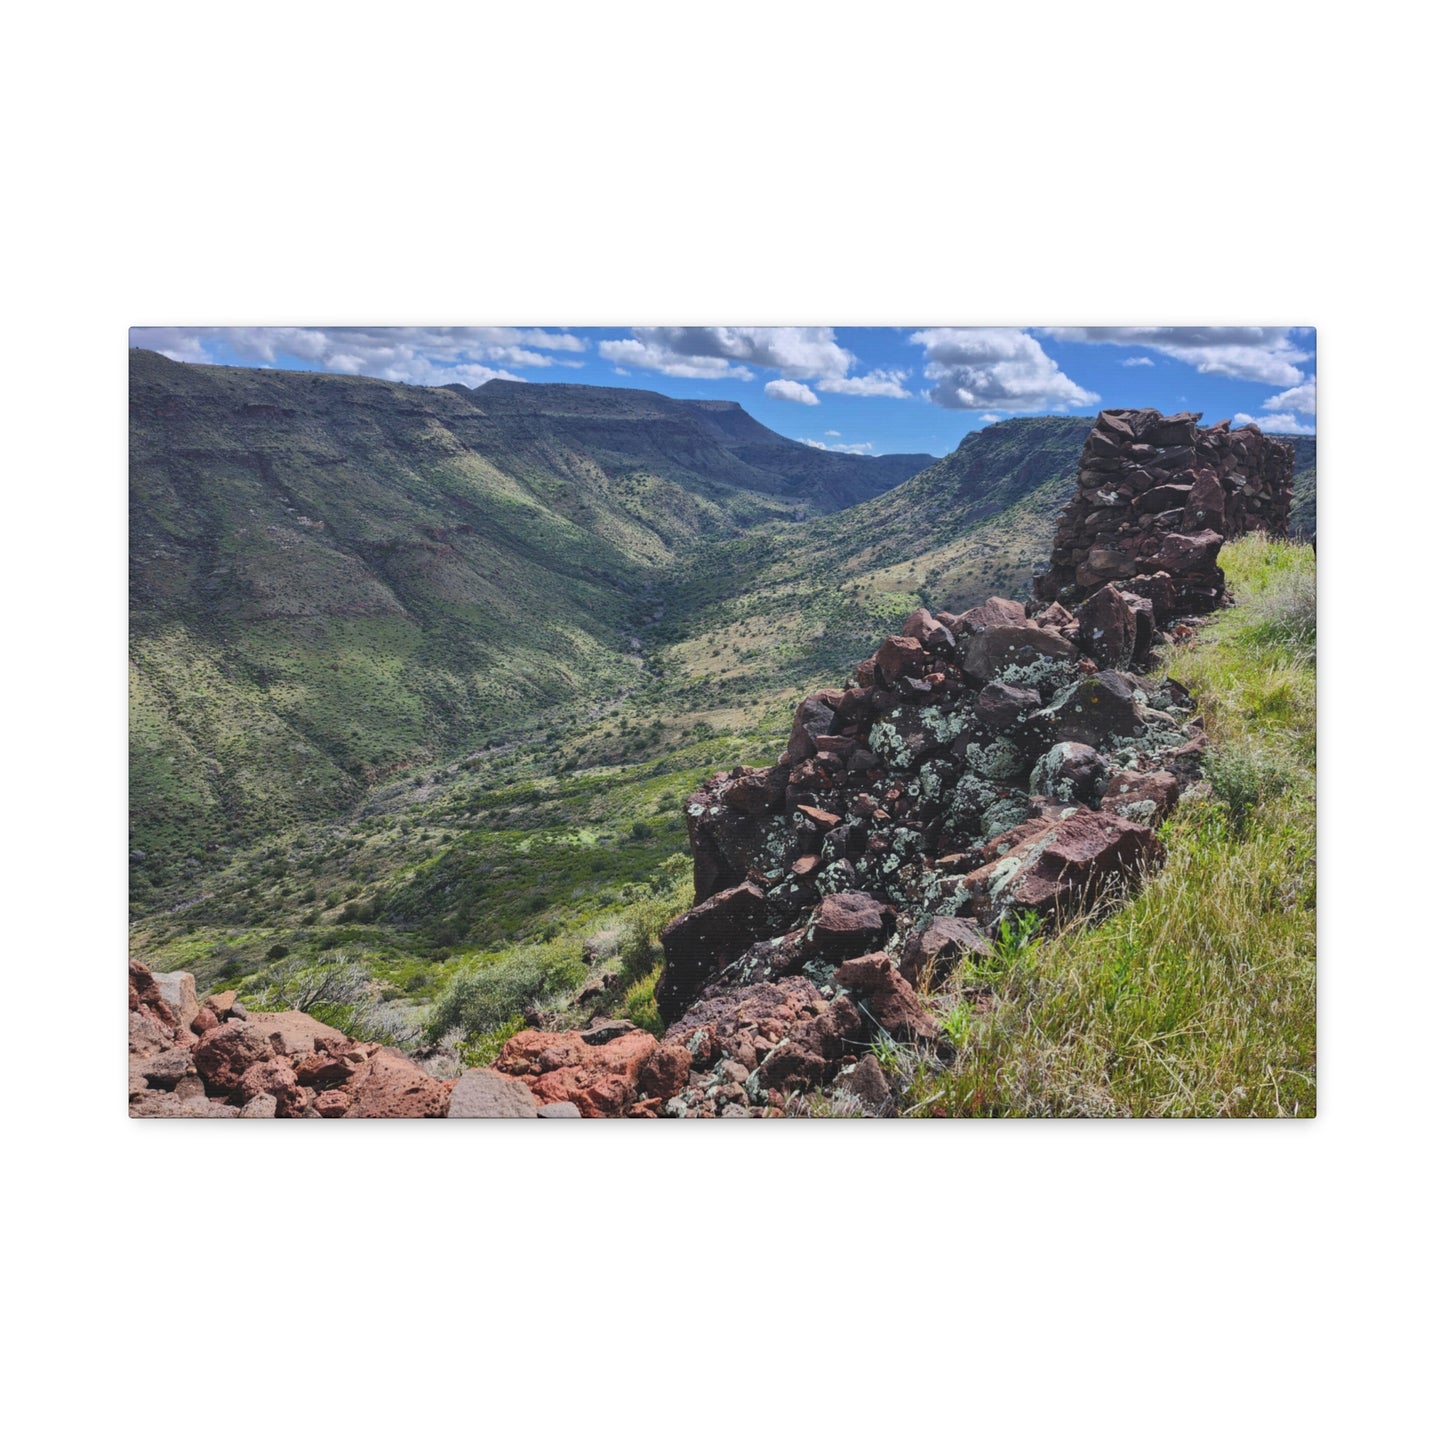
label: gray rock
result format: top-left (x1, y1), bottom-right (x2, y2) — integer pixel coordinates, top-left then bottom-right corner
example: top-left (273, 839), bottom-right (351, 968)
top-left (536, 1101), bottom-right (583, 1119)
top-left (142, 1048), bottom-right (196, 1089)
top-left (447, 1068), bottom-right (539, 1119)
top-left (238, 1093), bottom-right (278, 1119)
top-left (230, 1001), bottom-right (249, 1021)
top-left (151, 970), bottom-right (199, 1032)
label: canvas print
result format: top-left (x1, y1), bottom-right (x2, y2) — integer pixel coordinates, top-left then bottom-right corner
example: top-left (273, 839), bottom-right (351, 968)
top-left (127, 327), bottom-right (1317, 1119)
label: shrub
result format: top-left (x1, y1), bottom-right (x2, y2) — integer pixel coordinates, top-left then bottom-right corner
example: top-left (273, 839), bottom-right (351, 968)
top-left (1204, 742), bottom-right (1299, 829)
top-left (425, 939), bottom-right (587, 1043)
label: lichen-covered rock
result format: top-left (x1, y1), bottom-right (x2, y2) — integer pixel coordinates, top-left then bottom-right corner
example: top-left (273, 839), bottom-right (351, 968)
top-left (963, 810), bottom-right (1164, 926)
top-left (1100, 768), bottom-right (1181, 825)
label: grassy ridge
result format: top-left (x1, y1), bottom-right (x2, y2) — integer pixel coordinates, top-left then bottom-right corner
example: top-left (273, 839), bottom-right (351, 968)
top-left (900, 535), bottom-right (1317, 1117)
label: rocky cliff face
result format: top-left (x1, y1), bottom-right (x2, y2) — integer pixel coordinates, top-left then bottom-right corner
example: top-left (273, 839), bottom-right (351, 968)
top-left (1033, 409), bottom-right (1294, 619)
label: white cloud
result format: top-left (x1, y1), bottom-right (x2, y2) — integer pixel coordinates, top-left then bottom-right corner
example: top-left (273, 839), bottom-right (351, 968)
top-left (764, 378), bottom-right (819, 405)
top-left (1122, 355), bottom-right (1154, 367)
top-left (979, 413), bottom-right (1003, 424)
top-left (910, 328), bottom-right (1098, 412)
top-left (1233, 411), bottom-right (1316, 436)
top-left (597, 337), bottom-right (753, 380)
top-left (1043, 327), bottom-right (1312, 386)
top-left (602, 326), bottom-right (853, 381)
top-left (129, 326), bottom-right (585, 387)
top-left (1263, 378), bottom-right (1316, 415)
top-left (824, 429), bottom-right (841, 437)
top-left (800, 437), bottom-right (876, 455)
top-left (816, 369), bottom-right (911, 399)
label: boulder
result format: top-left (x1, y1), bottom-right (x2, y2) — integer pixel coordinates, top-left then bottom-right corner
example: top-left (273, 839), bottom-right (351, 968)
top-left (1100, 769), bottom-right (1181, 825)
top-left (342, 1047), bottom-right (452, 1119)
top-left (151, 971), bottom-right (199, 1033)
top-left (899, 915), bottom-right (991, 986)
top-left (1030, 741), bottom-right (1108, 805)
top-left (494, 1025), bottom-right (662, 1118)
top-left (193, 1020), bottom-right (276, 1095)
top-left (975, 682), bottom-right (1042, 732)
top-left (1038, 671), bottom-right (1145, 748)
top-left (537, 1101), bottom-right (584, 1119)
top-left (835, 1054), bottom-right (893, 1114)
top-left (963, 811), bottom-right (1164, 926)
top-left (961, 624), bottom-right (1077, 685)
top-left (810, 891), bottom-right (890, 960)
top-left (1074, 584), bottom-right (1137, 669)
top-left (832, 953), bottom-right (937, 1042)
top-left (447, 1068), bottom-right (540, 1118)
top-left (874, 635), bottom-right (927, 685)
top-left (657, 881), bottom-right (772, 1024)
top-left (238, 1059), bottom-right (307, 1118)
top-left (955, 596), bottom-right (1028, 636)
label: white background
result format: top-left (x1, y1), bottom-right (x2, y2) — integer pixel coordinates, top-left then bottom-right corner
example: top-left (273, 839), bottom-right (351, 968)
top-left (3, 2), bottom-right (1439, 1440)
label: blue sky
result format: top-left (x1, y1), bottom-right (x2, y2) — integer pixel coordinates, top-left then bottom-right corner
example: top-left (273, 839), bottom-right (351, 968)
top-left (130, 326), bottom-right (1316, 458)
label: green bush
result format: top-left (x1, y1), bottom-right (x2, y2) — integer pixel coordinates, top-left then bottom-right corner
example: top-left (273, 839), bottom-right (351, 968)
top-left (425, 939), bottom-right (588, 1043)
top-left (1204, 743), bottom-right (1299, 829)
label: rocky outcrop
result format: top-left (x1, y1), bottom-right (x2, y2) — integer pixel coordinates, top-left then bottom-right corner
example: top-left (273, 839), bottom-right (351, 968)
top-left (1033, 409), bottom-right (1293, 625)
top-left (649, 583), bottom-right (1199, 1062)
top-left (129, 961), bottom-right (456, 1119)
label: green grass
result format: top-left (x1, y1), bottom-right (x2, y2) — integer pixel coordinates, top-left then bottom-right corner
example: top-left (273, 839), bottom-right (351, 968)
top-left (901, 534), bottom-right (1317, 1118)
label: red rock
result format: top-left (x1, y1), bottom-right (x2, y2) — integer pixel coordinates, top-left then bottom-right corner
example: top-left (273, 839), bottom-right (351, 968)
top-left (899, 915), bottom-right (992, 986)
top-left (719, 765), bottom-right (788, 815)
top-left (190, 1007), bottom-right (219, 1037)
top-left (193, 1020), bottom-right (276, 1095)
top-left (962, 624), bottom-right (1077, 684)
top-left (785, 693), bottom-right (839, 763)
top-left (637, 1043), bottom-right (693, 1102)
top-left (798, 805), bottom-right (841, 828)
top-left (342, 1047), bottom-right (452, 1118)
top-left (657, 881), bottom-right (772, 1024)
top-left (874, 635), bottom-right (927, 685)
top-left (810, 890), bottom-right (890, 960)
top-left (955, 596), bottom-right (1028, 635)
top-left (1100, 769), bottom-right (1181, 824)
top-left (129, 960), bottom-right (180, 1034)
top-left (791, 855), bottom-right (822, 877)
top-left (1074, 583), bottom-right (1138, 669)
top-left (314, 1090), bottom-right (350, 1118)
top-left (238, 1059), bottom-right (307, 1118)
top-left (495, 1025), bottom-right (661, 1118)
top-left (963, 810), bottom-right (1163, 925)
top-left (832, 953), bottom-right (937, 1042)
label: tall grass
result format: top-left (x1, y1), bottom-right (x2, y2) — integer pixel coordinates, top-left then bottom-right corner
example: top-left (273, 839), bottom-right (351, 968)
top-left (905, 534), bottom-right (1317, 1117)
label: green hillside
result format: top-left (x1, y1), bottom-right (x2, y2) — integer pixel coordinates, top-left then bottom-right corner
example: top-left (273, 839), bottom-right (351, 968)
top-left (129, 351), bottom-right (930, 885)
top-left (1283, 434), bottom-right (1317, 539)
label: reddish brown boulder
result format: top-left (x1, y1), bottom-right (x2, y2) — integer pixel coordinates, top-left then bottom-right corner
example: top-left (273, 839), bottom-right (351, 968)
top-left (314, 1090), bottom-right (350, 1118)
top-left (193, 1020), bottom-right (275, 1095)
top-left (1100, 769), bottom-right (1181, 825)
top-left (899, 915), bottom-right (991, 986)
top-left (785, 693), bottom-right (839, 763)
top-left (810, 891), bottom-right (890, 960)
top-left (874, 635), bottom-right (927, 685)
top-left (962, 624), bottom-right (1077, 685)
top-left (238, 1059), bottom-right (307, 1118)
top-left (638, 1043), bottom-right (693, 1101)
top-left (494, 1025), bottom-right (662, 1118)
top-left (129, 960), bottom-right (179, 1034)
top-left (718, 765), bottom-right (788, 815)
top-left (1075, 583), bottom-right (1137, 669)
top-left (190, 1007), bottom-right (219, 1037)
top-left (342, 1047), bottom-right (452, 1119)
top-left (832, 953), bottom-right (937, 1042)
top-left (657, 881), bottom-right (772, 1024)
top-left (963, 810), bottom-right (1163, 925)
top-left (955, 596), bottom-right (1028, 635)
